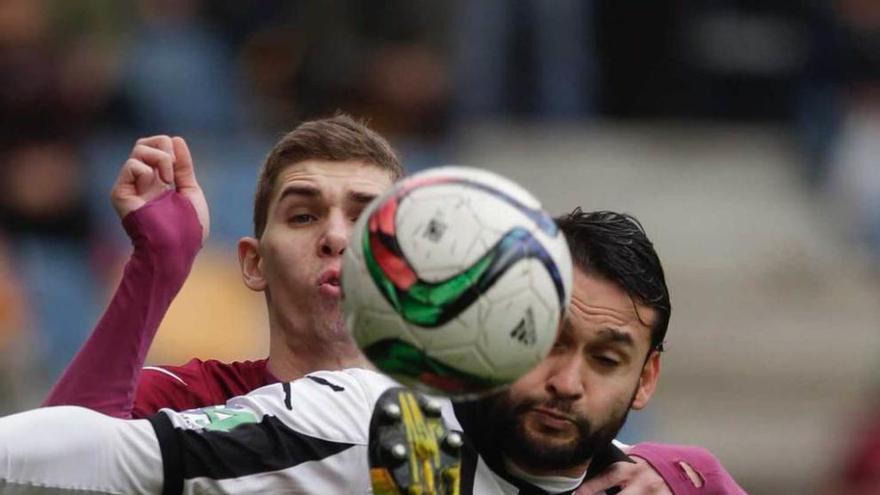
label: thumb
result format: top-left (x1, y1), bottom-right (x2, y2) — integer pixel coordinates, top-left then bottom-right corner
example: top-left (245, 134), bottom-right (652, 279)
top-left (171, 137), bottom-right (199, 192)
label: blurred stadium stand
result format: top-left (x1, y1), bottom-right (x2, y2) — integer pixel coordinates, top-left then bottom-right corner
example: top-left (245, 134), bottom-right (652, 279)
top-left (456, 122), bottom-right (880, 494)
top-left (1, 1), bottom-right (879, 493)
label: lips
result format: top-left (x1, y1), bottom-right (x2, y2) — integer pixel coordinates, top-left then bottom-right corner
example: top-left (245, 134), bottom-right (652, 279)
top-left (317, 268), bottom-right (342, 298)
top-left (530, 406), bottom-right (575, 428)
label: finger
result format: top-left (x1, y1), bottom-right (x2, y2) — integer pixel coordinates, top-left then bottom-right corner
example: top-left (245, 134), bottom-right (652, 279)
top-left (111, 159), bottom-right (155, 209)
top-left (135, 135), bottom-right (176, 161)
top-left (130, 144), bottom-right (174, 185)
top-left (119, 158), bottom-right (158, 192)
top-left (609, 458), bottom-right (673, 495)
top-left (578, 463), bottom-right (629, 494)
top-left (171, 136), bottom-right (199, 191)
top-left (613, 478), bottom-right (672, 495)
top-left (110, 159), bottom-right (164, 218)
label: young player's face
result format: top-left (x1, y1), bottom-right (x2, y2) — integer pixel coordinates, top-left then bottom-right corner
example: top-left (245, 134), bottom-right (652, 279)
top-left (245, 160), bottom-right (393, 339)
top-left (493, 269), bottom-right (661, 475)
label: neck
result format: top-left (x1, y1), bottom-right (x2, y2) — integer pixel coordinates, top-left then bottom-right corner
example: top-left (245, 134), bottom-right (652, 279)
top-left (265, 313), bottom-right (372, 382)
top-left (502, 456), bottom-right (588, 494)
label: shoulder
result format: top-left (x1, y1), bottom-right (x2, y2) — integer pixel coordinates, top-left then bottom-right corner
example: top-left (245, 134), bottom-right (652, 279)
top-left (135, 358), bottom-right (241, 416)
top-left (141, 358), bottom-right (270, 391)
top-left (199, 358), bottom-right (270, 382)
top-left (140, 358), bottom-right (211, 386)
top-left (225, 368), bottom-right (399, 445)
top-left (256, 368), bottom-right (398, 414)
top-left (303, 368), bottom-right (396, 394)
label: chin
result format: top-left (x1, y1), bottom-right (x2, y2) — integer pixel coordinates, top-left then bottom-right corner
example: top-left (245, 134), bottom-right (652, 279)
top-left (524, 421), bottom-right (579, 447)
top-left (316, 294), bottom-right (340, 309)
top-left (326, 314), bottom-right (351, 340)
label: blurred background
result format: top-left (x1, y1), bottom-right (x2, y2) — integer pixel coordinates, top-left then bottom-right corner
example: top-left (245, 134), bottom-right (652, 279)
top-left (0, 0), bottom-right (878, 493)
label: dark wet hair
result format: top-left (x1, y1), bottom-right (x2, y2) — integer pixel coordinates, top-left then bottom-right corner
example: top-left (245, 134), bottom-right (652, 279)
top-left (554, 208), bottom-right (670, 351)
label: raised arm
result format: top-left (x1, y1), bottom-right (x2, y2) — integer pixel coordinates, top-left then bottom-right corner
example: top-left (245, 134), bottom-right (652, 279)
top-left (43, 136), bottom-right (209, 418)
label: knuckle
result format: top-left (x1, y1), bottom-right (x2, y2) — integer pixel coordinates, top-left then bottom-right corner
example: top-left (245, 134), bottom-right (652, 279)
top-left (157, 136), bottom-right (174, 150)
top-left (601, 464), bottom-right (626, 484)
top-left (132, 143), bottom-right (150, 156)
top-left (109, 186), bottom-right (126, 202)
top-left (646, 479), bottom-right (669, 493)
top-left (134, 136), bottom-right (173, 153)
top-left (611, 462), bottom-right (629, 475)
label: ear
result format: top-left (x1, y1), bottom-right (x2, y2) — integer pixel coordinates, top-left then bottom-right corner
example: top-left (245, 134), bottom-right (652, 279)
top-left (238, 236), bottom-right (266, 291)
top-left (631, 350), bottom-right (661, 410)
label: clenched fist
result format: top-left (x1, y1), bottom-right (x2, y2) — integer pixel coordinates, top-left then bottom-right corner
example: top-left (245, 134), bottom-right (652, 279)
top-left (110, 135), bottom-right (210, 242)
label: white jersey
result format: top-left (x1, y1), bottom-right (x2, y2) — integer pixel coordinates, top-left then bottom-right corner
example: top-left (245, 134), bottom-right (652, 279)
top-left (153, 368), bottom-right (398, 494)
top-left (0, 368), bottom-right (626, 494)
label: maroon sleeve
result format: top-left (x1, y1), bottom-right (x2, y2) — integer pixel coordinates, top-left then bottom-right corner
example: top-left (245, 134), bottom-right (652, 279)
top-left (42, 190), bottom-right (202, 418)
top-left (629, 442), bottom-right (748, 494)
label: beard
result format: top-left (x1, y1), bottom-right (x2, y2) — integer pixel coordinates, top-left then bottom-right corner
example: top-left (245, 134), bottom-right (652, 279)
top-left (485, 389), bottom-right (635, 472)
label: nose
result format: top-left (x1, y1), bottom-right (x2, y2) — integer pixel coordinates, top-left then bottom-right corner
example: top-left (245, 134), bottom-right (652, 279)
top-left (545, 354), bottom-right (584, 401)
top-left (318, 210), bottom-right (349, 257)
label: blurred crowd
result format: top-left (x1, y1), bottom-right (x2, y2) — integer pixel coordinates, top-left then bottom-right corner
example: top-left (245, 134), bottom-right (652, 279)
top-left (0, 0), bottom-right (878, 491)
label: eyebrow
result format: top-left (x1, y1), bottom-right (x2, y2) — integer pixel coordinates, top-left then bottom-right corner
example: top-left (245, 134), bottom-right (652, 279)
top-left (593, 328), bottom-right (635, 347)
top-left (348, 190), bottom-right (379, 205)
top-left (278, 184), bottom-right (321, 203)
top-left (277, 186), bottom-right (378, 206)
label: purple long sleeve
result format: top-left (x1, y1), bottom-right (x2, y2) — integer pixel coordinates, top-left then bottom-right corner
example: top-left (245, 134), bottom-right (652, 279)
top-left (42, 190), bottom-right (202, 418)
top-left (629, 442), bottom-right (748, 494)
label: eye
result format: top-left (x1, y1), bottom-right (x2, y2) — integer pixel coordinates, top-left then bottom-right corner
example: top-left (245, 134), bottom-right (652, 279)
top-left (593, 355), bottom-right (620, 368)
top-left (288, 213), bottom-right (317, 225)
top-left (349, 206), bottom-right (368, 223)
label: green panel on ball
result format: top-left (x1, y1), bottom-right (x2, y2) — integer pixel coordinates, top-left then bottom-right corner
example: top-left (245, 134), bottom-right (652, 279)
top-left (363, 338), bottom-right (505, 395)
top-left (363, 228), bottom-right (495, 327)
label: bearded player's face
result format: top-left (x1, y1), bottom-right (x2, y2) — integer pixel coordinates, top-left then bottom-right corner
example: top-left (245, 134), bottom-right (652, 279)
top-left (494, 270), bottom-right (662, 474)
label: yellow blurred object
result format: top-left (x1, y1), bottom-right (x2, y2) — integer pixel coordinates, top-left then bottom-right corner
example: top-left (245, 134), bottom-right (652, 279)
top-left (0, 242), bottom-right (26, 351)
top-left (370, 468), bottom-right (403, 495)
top-left (370, 388), bottom-right (461, 495)
top-left (145, 246), bottom-right (268, 365)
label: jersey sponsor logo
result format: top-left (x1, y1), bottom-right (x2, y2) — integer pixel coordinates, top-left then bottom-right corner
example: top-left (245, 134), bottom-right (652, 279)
top-left (177, 405), bottom-right (259, 432)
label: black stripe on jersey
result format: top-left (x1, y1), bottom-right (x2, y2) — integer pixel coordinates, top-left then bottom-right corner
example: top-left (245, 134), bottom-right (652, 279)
top-left (306, 375), bottom-right (345, 391)
top-left (150, 411), bottom-right (355, 494)
top-left (459, 439), bottom-right (479, 495)
top-left (282, 382), bottom-right (293, 410)
top-left (150, 413), bottom-right (184, 495)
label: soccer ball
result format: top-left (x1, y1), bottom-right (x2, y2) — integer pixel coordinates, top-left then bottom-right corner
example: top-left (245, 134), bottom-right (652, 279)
top-left (341, 166), bottom-right (572, 397)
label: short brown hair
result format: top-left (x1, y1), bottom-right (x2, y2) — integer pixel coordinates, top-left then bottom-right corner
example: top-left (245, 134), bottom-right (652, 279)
top-left (253, 114), bottom-right (404, 237)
